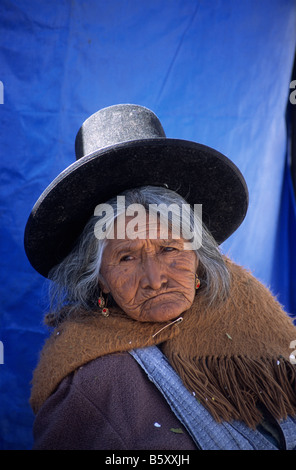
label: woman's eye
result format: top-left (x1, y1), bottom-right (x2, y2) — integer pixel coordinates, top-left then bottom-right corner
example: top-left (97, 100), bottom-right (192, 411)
top-left (162, 246), bottom-right (177, 253)
top-left (120, 255), bottom-right (134, 262)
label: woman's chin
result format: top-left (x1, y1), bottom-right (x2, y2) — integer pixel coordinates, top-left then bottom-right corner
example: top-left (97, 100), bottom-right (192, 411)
top-left (139, 297), bottom-right (188, 323)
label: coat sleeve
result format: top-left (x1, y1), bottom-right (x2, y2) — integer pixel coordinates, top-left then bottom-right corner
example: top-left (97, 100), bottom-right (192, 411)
top-left (32, 371), bottom-right (129, 450)
top-left (32, 352), bottom-right (198, 450)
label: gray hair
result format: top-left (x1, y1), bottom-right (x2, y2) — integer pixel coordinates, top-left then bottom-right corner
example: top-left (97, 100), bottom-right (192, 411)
top-left (46, 186), bottom-right (230, 326)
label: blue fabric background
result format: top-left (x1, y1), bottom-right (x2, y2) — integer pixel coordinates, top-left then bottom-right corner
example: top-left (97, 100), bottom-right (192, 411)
top-left (0, 0), bottom-right (295, 450)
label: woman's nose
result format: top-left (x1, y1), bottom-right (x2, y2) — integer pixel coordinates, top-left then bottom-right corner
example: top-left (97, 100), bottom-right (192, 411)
top-left (140, 257), bottom-right (168, 290)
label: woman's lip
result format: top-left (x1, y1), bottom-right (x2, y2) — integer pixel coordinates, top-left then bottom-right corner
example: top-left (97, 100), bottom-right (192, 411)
top-left (145, 292), bottom-right (177, 302)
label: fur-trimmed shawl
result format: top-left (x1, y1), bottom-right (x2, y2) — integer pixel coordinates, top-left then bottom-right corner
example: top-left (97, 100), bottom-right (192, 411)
top-left (30, 258), bottom-right (296, 428)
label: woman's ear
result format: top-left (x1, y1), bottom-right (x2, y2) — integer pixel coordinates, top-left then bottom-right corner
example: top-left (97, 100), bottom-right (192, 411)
top-left (98, 276), bottom-right (110, 294)
top-left (194, 253), bottom-right (199, 272)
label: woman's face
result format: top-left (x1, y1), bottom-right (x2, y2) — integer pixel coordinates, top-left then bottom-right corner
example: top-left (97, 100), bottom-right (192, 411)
top-left (99, 215), bottom-right (198, 322)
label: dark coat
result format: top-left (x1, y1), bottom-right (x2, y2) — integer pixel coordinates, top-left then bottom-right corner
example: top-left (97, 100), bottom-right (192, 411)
top-left (32, 351), bottom-right (198, 450)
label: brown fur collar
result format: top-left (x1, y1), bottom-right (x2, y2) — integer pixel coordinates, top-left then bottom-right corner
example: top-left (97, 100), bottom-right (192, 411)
top-left (30, 258), bottom-right (296, 427)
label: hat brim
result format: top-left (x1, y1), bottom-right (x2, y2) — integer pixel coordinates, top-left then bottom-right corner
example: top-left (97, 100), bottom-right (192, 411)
top-left (24, 138), bottom-right (249, 277)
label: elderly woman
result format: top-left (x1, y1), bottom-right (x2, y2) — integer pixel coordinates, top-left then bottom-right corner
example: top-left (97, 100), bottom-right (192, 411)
top-left (25, 104), bottom-right (296, 450)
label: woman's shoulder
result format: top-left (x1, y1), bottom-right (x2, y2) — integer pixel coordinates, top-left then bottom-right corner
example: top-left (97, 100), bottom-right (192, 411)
top-left (33, 350), bottom-right (198, 450)
top-left (70, 351), bottom-right (144, 394)
top-left (34, 351), bottom-right (149, 425)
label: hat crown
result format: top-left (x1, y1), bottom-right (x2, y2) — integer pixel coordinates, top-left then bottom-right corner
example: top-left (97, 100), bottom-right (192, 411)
top-left (75, 104), bottom-right (166, 160)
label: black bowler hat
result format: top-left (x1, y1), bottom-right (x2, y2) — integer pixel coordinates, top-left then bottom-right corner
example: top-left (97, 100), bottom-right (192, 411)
top-left (24, 104), bottom-right (249, 277)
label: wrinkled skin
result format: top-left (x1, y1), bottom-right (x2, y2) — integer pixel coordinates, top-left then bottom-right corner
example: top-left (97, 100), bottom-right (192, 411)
top-left (99, 215), bottom-right (198, 322)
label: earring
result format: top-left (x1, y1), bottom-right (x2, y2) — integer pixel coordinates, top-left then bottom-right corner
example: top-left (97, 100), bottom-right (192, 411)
top-left (98, 293), bottom-right (109, 317)
top-left (195, 274), bottom-right (201, 290)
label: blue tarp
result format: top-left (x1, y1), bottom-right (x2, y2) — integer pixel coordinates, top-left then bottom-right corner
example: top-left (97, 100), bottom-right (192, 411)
top-left (0, 0), bottom-right (295, 450)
